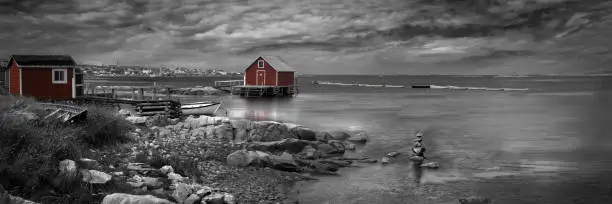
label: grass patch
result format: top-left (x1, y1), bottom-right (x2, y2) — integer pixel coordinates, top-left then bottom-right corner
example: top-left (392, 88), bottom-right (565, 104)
top-left (0, 95), bottom-right (135, 203)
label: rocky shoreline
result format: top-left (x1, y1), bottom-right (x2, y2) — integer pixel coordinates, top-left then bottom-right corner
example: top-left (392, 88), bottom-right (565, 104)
top-left (106, 112), bottom-right (376, 203)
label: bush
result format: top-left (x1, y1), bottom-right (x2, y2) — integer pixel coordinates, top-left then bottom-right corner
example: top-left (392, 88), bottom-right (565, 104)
top-left (0, 96), bottom-right (135, 203)
top-left (79, 106), bottom-right (135, 148)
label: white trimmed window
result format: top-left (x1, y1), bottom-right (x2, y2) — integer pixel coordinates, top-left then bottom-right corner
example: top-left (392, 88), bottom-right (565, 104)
top-left (52, 69), bottom-right (67, 84)
top-left (258, 60), bottom-right (264, 68)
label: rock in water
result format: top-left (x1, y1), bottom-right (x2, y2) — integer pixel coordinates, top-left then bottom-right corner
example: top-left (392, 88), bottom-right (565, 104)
top-left (458, 196), bottom-right (492, 204)
top-left (386, 152), bottom-right (400, 158)
top-left (249, 121), bottom-right (293, 141)
top-left (101, 193), bottom-right (174, 204)
top-left (328, 131), bottom-right (351, 140)
top-left (345, 143), bottom-right (357, 151)
top-left (247, 138), bottom-right (311, 154)
top-left (421, 162), bottom-right (439, 169)
top-left (315, 131), bottom-right (333, 142)
top-left (327, 140), bottom-right (346, 154)
top-left (290, 127), bottom-right (317, 141)
top-left (347, 131), bottom-right (369, 143)
top-left (381, 157), bottom-right (390, 165)
top-left (269, 152), bottom-right (300, 172)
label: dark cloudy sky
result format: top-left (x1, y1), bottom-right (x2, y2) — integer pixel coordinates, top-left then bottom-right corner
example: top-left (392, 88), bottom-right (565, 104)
top-left (1, 0), bottom-right (611, 75)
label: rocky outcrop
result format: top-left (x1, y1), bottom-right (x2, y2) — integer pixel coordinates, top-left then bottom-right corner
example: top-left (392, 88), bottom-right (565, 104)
top-left (101, 193), bottom-right (175, 204)
top-left (246, 138), bottom-right (312, 154)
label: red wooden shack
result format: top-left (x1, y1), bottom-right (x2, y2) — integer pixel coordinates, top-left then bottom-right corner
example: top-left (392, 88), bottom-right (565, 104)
top-left (244, 56), bottom-right (296, 86)
top-left (2, 55), bottom-right (84, 100)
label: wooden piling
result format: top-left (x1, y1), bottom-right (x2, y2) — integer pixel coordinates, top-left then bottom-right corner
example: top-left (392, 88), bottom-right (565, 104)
top-left (139, 88), bottom-right (145, 100)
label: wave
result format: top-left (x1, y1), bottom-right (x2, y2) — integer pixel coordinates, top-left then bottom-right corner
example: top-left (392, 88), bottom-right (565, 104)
top-left (429, 84), bottom-right (528, 91)
top-left (313, 81), bottom-right (405, 88)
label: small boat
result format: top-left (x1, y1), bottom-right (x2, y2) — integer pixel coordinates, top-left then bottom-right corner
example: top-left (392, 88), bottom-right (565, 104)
top-left (181, 101), bottom-right (224, 116)
top-left (411, 85), bottom-right (431, 88)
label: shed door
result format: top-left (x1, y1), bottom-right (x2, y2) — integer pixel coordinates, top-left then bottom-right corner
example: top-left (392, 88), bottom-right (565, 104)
top-left (256, 70), bottom-right (265, 86)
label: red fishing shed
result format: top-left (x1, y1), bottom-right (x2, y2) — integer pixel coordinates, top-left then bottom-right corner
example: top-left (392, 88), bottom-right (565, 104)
top-left (244, 56), bottom-right (296, 86)
top-left (231, 56), bottom-right (298, 97)
top-left (3, 55), bottom-right (85, 100)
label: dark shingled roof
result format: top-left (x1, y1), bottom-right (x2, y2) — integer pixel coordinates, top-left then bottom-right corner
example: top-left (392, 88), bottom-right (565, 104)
top-left (11, 55), bottom-right (77, 66)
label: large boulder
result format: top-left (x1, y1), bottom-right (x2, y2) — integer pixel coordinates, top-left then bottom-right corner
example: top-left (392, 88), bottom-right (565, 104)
top-left (202, 193), bottom-right (225, 204)
top-left (315, 131), bottom-right (333, 142)
top-left (290, 127), bottom-right (317, 141)
top-left (226, 150), bottom-right (250, 167)
top-left (328, 131), bottom-right (351, 140)
top-left (248, 121), bottom-right (294, 141)
top-left (246, 138), bottom-right (311, 154)
top-left (268, 152), bottom-right (300, 172)
top-left (346, 131), bottom-right (369, 143)
top-left (297, 145), bottom-right (322, 160)
top-left (213, 122), bottom-right (234, 141)
top-left (226, 150), bottom-right (271, 167)
top-left (101, 193), bottom-right (174, 204)
top-left (315, 140), bottom-right (345, 155)
top-left (172, 183), bottom-right (193, 204)
top-left (59, 159), bottom-right (77, 175)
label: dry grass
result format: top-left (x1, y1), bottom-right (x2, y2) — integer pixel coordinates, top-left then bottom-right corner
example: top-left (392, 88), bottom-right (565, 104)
top-left (0, 95), bottom-right (135, 203)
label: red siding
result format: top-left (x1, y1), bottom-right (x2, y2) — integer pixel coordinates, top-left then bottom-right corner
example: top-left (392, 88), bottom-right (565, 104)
top-left (21, 68), bottom-right (73, 100)
top-left (277, 72), bottom-right (294, 86)
top-left (244, 57), bottom-right (277, 86)
top-left (9, 60), bottom-right (19, 95)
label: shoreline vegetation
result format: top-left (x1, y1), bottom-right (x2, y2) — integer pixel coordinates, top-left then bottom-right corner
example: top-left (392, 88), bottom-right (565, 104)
top-left (0, 94), bottom-right (375, 204)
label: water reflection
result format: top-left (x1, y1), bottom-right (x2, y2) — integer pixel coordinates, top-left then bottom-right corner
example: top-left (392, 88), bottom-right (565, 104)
top-left (228, 97), bottom-right (296, 121)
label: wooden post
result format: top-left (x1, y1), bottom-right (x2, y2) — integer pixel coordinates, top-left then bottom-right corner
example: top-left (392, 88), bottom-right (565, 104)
top-left (166, 87), bottom-right (171, 99)
top-left (139, 88), bottom-right (145, 100)
top-left (132, 88), bottom-right (136, 100)
top-left (153, 87), bottom-right (157, 100)
top-left (111, 88), bottom-right (116, 99)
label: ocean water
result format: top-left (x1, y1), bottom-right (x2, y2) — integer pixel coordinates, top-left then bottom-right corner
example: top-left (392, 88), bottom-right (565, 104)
top-left (89, 75), bottom-right (612, 204)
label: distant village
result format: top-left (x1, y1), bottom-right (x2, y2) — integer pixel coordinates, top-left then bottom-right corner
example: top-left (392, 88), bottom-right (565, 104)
top-left (0, 59), bottom-right (242, 78)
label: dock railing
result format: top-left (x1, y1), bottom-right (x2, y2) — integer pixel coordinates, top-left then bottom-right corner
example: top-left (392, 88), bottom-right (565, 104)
top-left (214, 80), bottom-right (244, 88)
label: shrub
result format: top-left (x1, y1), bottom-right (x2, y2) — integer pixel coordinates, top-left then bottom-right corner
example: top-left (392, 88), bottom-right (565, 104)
top-left (79, 105), bottom-right (135, 148)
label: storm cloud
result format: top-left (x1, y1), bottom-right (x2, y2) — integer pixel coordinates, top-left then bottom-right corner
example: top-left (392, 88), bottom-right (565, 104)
top-left (0, 0), bottom-right (610, 74)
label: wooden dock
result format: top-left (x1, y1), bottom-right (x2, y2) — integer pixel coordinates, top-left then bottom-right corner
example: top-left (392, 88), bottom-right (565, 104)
top-left (230, 85), bottom-right (298, 98)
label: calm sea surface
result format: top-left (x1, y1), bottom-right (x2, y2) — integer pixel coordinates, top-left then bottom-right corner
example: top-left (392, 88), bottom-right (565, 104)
top-left (89, 75), bottom-right (612, 204)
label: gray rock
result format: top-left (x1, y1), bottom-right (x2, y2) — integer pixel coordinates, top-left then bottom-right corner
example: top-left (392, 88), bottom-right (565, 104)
top-left (290, 127), bottom-right (316, 141)
top-left (80, 169), bottom-right (112, 184)
top-left (458, 196), bottom-right (492, 204)
top-left (226, 150), bottom-right (251, 167)
top-left (386, 152), bottom-right (400, 158)
top-left (315, 131), bottom-right (333, 142)
top-left (269, 152), bottom-right (300, 172)
top-left (247, 138), bottom-right (311, 154)
top-left (196, 186), bottom-right (213, 197)
top-left (184, 194), bottom-right (201, 204)
top-left (160, 165), bottom-right (174, 174)
top-left (249, 121), bottom-right (294, 141)
top-left (127, 163), bottom-right (157, 172)
top-left (142, 177), bottom-right (164, 189)
top-left (345, 143), bottom-right (356, 151)
top-left (201, 193), bottom-right (225, 204)
top-left (381, 157), bottom-right (390, 165)
top-left (298, 145), bottom-right (321, 160)
top-left (421, 162), bottom-right (439, 169)
top-left (223, 193), bottom-right (236, 204)
top-left (167, 172), bottom-right (185, 182)
top-left (328, 131), bottom-right (351, 140)
top-left (214, 124), bottom-right (234, 141)
top-left (347, 131), bottom-right (369, 143)
top-left (172, 183), bottom-right (193, 204)
top-left (326, 140), bottom-right (345, 155)
top-left (126, 116), bottom-right (148, 125)
top-left (101, 193), bottom-right (174, 204)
